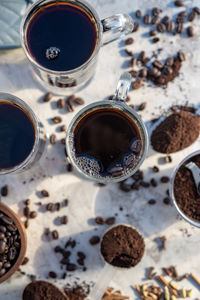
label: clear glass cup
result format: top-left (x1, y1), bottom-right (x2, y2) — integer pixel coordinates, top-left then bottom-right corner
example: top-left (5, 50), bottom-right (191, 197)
top-left (66, 72), bottom-right (149, 183)
top-left (20, 0), bottom-right (134, 95)
top-left (0, 93), bottom-right (47, 175)
top-left (170, 150), bottom-right (200, 228)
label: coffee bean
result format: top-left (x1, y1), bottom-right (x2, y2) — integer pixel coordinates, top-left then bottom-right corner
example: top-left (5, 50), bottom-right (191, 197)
top-left (193, 7), bottom-right (200, 15)
top-left (153, 60), bottom-right (163, 69)
top-left (149, 67), bottom-right (161, 77)
top-left (66, 95), bottom-right (75, 112)
top-left (1, 216), bottom-right (13, 225)
top-left (167, 21), bottom-right (175, 32)
top-left (108, 165), bottom-right (123, 177)
top-left (50, 134), bottom-right (57, 145)
top-left (176, 23), bottom-right (184, 34)
top-left (130, 138), bottom-right (142, 153)
top-left (179, 11), bottom-right (187, 17)
top-left (165, 155), bottom-right (172, 163)
top-left (0, 241), bottom-right (6, 254)
top-left (89, 236), bottom-right (100, 245)
top-left (152, 7), bottom-right (161, 17)
top-left (62, 199), bottom-right (69, 207)
top-left (153, 166), bottom-right (159, 173)
top-left (137, 51), bottom-right (145, 62)
top-left (61, 138), bottom-right (65, 145)
top-left (52, 230), bottom-right (59, 240)
top-left (57, 98), bottom-right (65, 109)
top-left (163, 197), bottom-right (170, 205)
top-left (177, 51), bottom-right (186, 62)
top-left (149, 30), bottom-right (157, 36)
top-left (129, 104), bottom-right (136, 110)
top-left (133, 79), bottom-right (144, 90)
top-left (41, 189), bottom-right (49, 197)
top-left (129, 57), bottom-right (137, 68)
top-left (46, 203), bottom-right (54, 212)
top-left (152, 37), bottom-right (160, 43)
top-left (176, 16), bottom-right (185, 23)
top-left (188, 11), bottom-right (196, 22)
top-left (24, 220), bottom-right (29, 229)
top-left (129, 70), bottom-right (139, 77)
top-left (135, 10), bottom-right (142, 18)
top-left (140, 181), bottom-right (150, 188)
top-left (67, 163), bottom-right (73, 172)
top-left (0, 268), bottom-right (6, 277)
top-left (0, 233), bottom-right (5, 240)
top-left (132, 170), bottom-right (143, 181)
top-left (150, 178), bottom-right (157, 187)
top-left (133, 22), bottom-right (139, 32)
top-left (157, 23), bottom-right (165, 32)
top-left (148, 199), bottom-right (156, 205)
top-left (49, 271), bottom-right (57, 278)
top-left (1, 185), bottom-right (8, 197)
top-left (22, 257), bottom-right (29, 265)
top-left (161, 16), bottom-right (170, 25)
top-left (174, 0), bottom-right (184, 7)
top-left (52, 116), bottom-right (62, 124)
top-left (77, 258), bottom-right (84, 266)
top-left (66, 263), bottom-right (77, 271)
top-left (138, 102), bottom-right (147, 111)
top-left (24, 199), bottom-right (31, 206)
top-left (95, 217), bottom-right (105, 225)
top-left (165, 57), bottom-right (174, 66)
top-left (140, 68), bottom-right (148, 78)
top-left (61, 216), bottom-right (68, 225)
top-left (23, 207), bottom-right (30, 218)
top-left (55, 202), bottom-right (61, 211)
top-left (163, 66), bottom-right (173, 75)
top-left (73, 97), bottom-right (85, 105)
top-left (30, 211), bottom-right (37, 219)
top-left (0, 226), bottom-right (6, 233)
top-left (106, 217), bottom-right (115, 225)
top-left (43, 92), bottom-right (52, 102)
top-left (160, 176), bottom-right (170, 183)
top-left (151, 16), bottom-right (160, 25)
top-left (187, 26), bottom-right (195, 37)
top-left (77, 251), bottom-right (86, 260)
top-left (125, 37), bottom-right (134, 45)
top-left (125, 49), bottom-right (133, 56)
top-left (8, 247), bottom-right (17, 260)
top-left (3, 262), bottom-right (11, 269)
top-left (131, 182), bottom-right (139, 190)
top-left (143, 14), bottom-right (151, 24)
top-left (59, 125), bottom-right (66, 132)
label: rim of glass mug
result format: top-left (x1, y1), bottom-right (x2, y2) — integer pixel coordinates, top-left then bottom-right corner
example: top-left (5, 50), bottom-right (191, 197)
top-left (66, 74), bottom-right (148, 183)
top-left (169, 150), bottom-right (200, 228)
top-left (20, 0), bottom-right (133, 76)
top-left (0, 93), bottom-right (40, 175)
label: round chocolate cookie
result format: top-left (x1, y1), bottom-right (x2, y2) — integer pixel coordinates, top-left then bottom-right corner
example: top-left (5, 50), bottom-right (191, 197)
top-left (23, 281), bottom-right (68, 300)
top-left (100, 224), bottom-right (145, 268)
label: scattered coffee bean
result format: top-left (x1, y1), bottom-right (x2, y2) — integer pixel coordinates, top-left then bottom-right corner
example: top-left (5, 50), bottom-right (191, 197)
top-left (89, 236), bottom-right (100, 245)
top-left (62, 199), bottom-right (69, 207)
top-left (149, 30), bottom-right (157, 37)
top-left (163, 197), bottom-right (170, 205)
top-left (77, 258), bottom-right (84, 266)
top-left (46, 203), bottom-right (54, 212)
top-left (167, 21), bottom-right (175, 32)
top-left (95, 216), bottom-right (105, 225)
top-left (24, 220), bottom-right (29, 229)
top-left (161, 176), bottom-right (170, 183)
top-left (43, 92), bottom-right (52, 102)
top-left (148, 199), bottom-right (156, 205)
top-left (149, 67), bottom-right (161, 77)
top-left (22, 257), bottom-right (29, 266)
top-left (153, 60), bottom-right (163, 69)
top-left (193, 7), bottom-right (200, 15)
top-left (73, 97), bottom-right (85, 105)
top-left (1, 185), bottom-right (8, 197)
top-left (140, 68), bottom-right (148, 78)
top-left (106, 217), bottom-right (115, 225)
top-left (52, 116), bottom-right (62, 124)
top-left (67, 163), bottom-right (73, 172)
top-left (153, 166), bottom-right (159, 173)
top-left (150, 178), bottom-right (157, 187)
top-left (131, 182), bottom-right (139, 190)
top-left (187, 26), bottom-right (195, 37)
top-left (152, 7), bottom-right (161, 17)
top-left (165, 155), bottom-right (172, 163)
top-left (138, 102), bottom-right (147, 111)
top-left (57, 98), bottom-right (65, 109)
top-left (140, 181), bottom-right (150, 188)
top-left (60, 125), bottom-right (66, 132)
top-left (163, 66), bottom-right (173, 75)
top-left (50, 134), bottom-right (57, 145)
top-left (55, 202), bottom-right (61, 211)
top-left (176, 16), bottom-right (185, 23)
top-left (52, 230), bottom-right (59, 240)
top-left (135, 10), bottom-right (142, 18)
top-left (152, 37), bottom-right (160, 43)
top-left (161, 16), bottom-right (170, 25)
top-left (41, 189), bottom-right (49, 197)
top-left (133, 79), bottom-right (144, 90)
top-left (165, 57), bottom-right (174, 66)
top-left (157, 23), bottom-right (165, 33)
top-left (129, 57), bottom-right (137, 68)
top-left (66, 263), bottom-right (77, 271)
top-left (61, 216), bottom-right (68, 225)
top-left (143, 14), bottom-right (151, 24)
top-left (61, 138), bottom-right (65, 145)
top-left (188, 11), bottom-right (196, 22)
top-left (151, 16), bottom-right (160, 25)
top-left (66, 95), bottom-right (75, 112)
top-left (30, 211), bottom-right (37, 219)
top-left (24, 199), bottom-right (31, 206)
top-left (177, 51), bottom-right (186, 61)
top-left (77, 251), bottom-right (86, 260)
top-left (133, 22), bottom-right (139, 32)
top-left (125, 37), bottom-right (134, 45)
top-left (176, 23), bottom-right (184, 34)
top-left (129, 70), bottom-right (139, 77)
top-left (129, 104), bottom-right (136, 110)
top-left (23, 207), bottom-right (30, 218)
top-left (179, 11), bottom-right (187, 17)
top-left (125, 49), bottom-right (133, 56)
top-left (49, 271), bottom-right (57, 278)
top-left (174, 0), bottom-right (184, 7)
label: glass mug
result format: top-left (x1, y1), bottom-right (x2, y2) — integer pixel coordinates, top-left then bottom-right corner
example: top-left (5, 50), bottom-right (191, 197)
top-left (66, 73), bottom-right (148, 183)
top-left (0, 93), bottom-right (47, 175)
top-left (20, 0), bottom-right (134, 94)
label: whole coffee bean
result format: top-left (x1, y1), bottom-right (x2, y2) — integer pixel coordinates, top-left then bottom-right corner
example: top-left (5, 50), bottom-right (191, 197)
top-left (187, 26), bottom-right (195, 37)
top-left (41, 189), bottom-right (49, 197)
top-left (150, 178), bottom-right (157, 187)
top-left (125, 49), bottom-right (133, 56)
top-left (151, 16), bottom-right (160, 25)
top-left (62, 199), bottom-right (69, 207)
top-left (152, 37), bottom-right (160, 43)
top-left (157, 76), bottom-right (166, 85)
top-left (133, 78), bottom-right (144, 90)
top-left (174, 0), bottom-right (184, 7)
top-left (193, 7), bottom-right (200, 15)
top-left (7, 224), bottom-right (17, 232)
top-left (152, 7), bottom-right (161, 16)
top-left (153, 60), bottom-right (163, 69)
top-left (133, 22), bottom-right (139, 32)
top-left (52, 230), bottom-right (59, 240)
top-left (49, 271), bottom-right (57, 278)
top-left (50, 134), bottom-right (56, 145)
top-left (157, 23), bottom-right (165, 32)
top-left (140, 181), bottom-right (150, 188)
top-left (43, 92), bottom-right (52, 102)
top-left (1, 216), bottom-right (13, 225)
top-left (176, 23), bottom-right (184, 34)
top-left (77, 258), bottom-right (84, 266)
top-left (149, 30), bottom-right (157, 36)
top-left (140, 68), bottom-right (147, 78)
top-left (95, 216), bottom-right (105, 225)
top-left (21, 257), bottom-right (29, 265)
top-left (129, 70), bottom-right (139, 77)
top-left (179, 11), bottom-right (187, 17)
top-left (8, 247), bottom-right (17, 260)
top-left (73, 97), bottom-right (85, 105)
top-left (129, 57), bottom-right (137, 68)
top-left (24, 220), bottom-right (29, 229)
top-left (148, 199), bottom-right (156, 205)
top-left (161, 176), bottom-right (170, 183)
top-left (153, 166), bottom-right (159, 173)
top-left (143, 14), bottom-right (151, 24)
top-left (125, 37), bottom-right (134, 45)
top-left (30, 211), bottom-right (37, 219)
top-left (25, 199), bottom-right (31, 206)
top-left (163, 197), bottom-right (170, 205)
top-left (52, 116), bottom-right (62, 124)
top-left (61, 216), bottom-right (68, 225)
top-left (66, 263), bottom-right (77, 271)
top-left (165, 57), bottom-right (174, 66)
top-left (131, 182), bottom-right (139, 190)
top-left (177, 51), bottom-right (186, 61)
top-left (148, 67), bottom-right (161, 77)
top-left (0, 233), bottom-right (5, 240)
top-left (176, 16), bottom-right (185, 23)
top-left (67, 163), bottom-right (73, 172)
top-left (77, 251), bottom-right (86, 259)
top-left (57, 98), bottom-right (64, 109)
top-left (1, 185), bottom-right (8, 197)
top-left (138, 102), bottom-right (147, 111)
top-left (167, 21), bottom-right (175, 32)
top-left (3, 262), bottom-right (11, 269)
top-left (106, 217), bottom-right (115, 225)
top-left (23, 207), bottom-right (30, 218)
top-left (61, 138), bottom-right (65, 145)
top-left (55, 202), bottom-right (61, 211)
top-left (89, 236), bottom-right (100, 245)
top-left (188, 11), bottom-right (196, 22)
top-left (0, 241), bottom-right (6, 254)
top-left (137, 51), bottom-right (145, 62)
top-left (60, 125), bottom-right (66, 132)
top-left (135, 10), bottom-right (142, 18)
top-left (161, 16), bottom-right (169, 25)
top-left (163, 66), bottom-right (173, 75)
top-left (0, 268), bottom-right (6, 277)
top-left (0, 226), bottom-right (6, 233)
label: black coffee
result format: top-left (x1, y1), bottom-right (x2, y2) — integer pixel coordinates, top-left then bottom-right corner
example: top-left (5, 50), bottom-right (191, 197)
top-left (26, 2), bottom-right (98, 71)
top-left (0, 102), bottom-right (35, 170)
top-left (73, 108), bottom-right (143, 178)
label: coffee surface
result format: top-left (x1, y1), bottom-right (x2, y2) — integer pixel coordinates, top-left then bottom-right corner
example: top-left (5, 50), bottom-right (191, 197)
top-left (27, 3), bottom-right (97, 71)
top-left (0, 102), bottom-right (35, 170)
top-left (100, 225), bottom-right (145, 268)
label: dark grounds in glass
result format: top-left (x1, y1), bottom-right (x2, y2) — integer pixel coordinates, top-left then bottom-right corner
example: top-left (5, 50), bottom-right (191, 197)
top-left (0, 102), bottom-right (35, 170)
top-left (26, 2), bottom-right (98, 71)
top-left (73, 108), bottom-right (143, 178)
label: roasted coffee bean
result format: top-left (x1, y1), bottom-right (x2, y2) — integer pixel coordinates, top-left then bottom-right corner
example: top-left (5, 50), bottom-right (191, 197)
top-left (22, 257), bottom-right (29, 265)
top-left (152, 7), bottom-right (161, 16)
top-left (50, 134), bottom-right (57, 144)
top-left (30, 211), bottom-right (37, 219)
top-left (176, 23), bottom-right (184, 34)
top-left (133, 79), bottom-right (144, 90)
top-left (52, 230), bottom-right (59, 240)
top-left (140, 68), bottom-right (148, 78)
top-left (89, 236), bottom-right (100, 245)
top-left (1, 216), bottom-right (13, 225)
top-left (3, 262), bottom-right (11, 269)
top-left (77, 251), bottom-right (86, 260)
top-left (188, 11), bottom-right (196, 21)
top-left (148, 67), bottom-right (161, 77)
top-left (0, 241), bottom-right (6, 254)
top-left (157, 23), bottom-right (165, 32)
top-left (165, 155), bottom-right (172, 163)
top-left (151, 16), bottom-right (160, 25)
top-left (176, 16), bottom-right (185, 23)
top-left (0, 262), bottom-right (3, 269)
top-left (8, 247), bottom-right (17, 260)
top-left (25, 199), bottom-right (31, 206)
top-left (148, 199), bottom-right (156, 205)
top-left (67, 163), bottom-right (73, 172)
top-left (174, 0), bottom-right (184, 7)
top-left (125, 49), bottom-right (133, 56)
top-left (126, 96), bottom-right (131, 103)
top-left (165, 57), bottom-right (174, 66)
top-left (23, 207), bottom-right (30, 218)
top-left (0, 226), bottom-right (6, 233)
top-left (66, 263), bottom-right (77, 271)
top-left (0, 233), bottom-right (5, 240)
top-left (95, 217), bottom-right (105, 225)
top-left (137, 51), bottom-right (145, 62)
top-left (177, 51), bottom-right (186, 61)
top-left (0, 268), bottom-right (6, 276)
top-left (74, 97), bottom-right (85, 105)
top-left (160, 176), bottom-right (170, 183)
top-left (43, 92), bottom-right (52, 102)
top-left (24, 220), bottom-right (29, 229)
top-left (138, 102), bottom-right (147, 111)
top-left (62, 199), bottom-right (69, 207)
top-left (153, 60), bottom-right (163, 69)
top-left (41, 189), bottom-right (49, 197)
top-left (61, 138), bottom-right (65, 145)
top-left (167, 21), bottom-right (175, 32)
top-left (77, 258), bottom-right (84, 266)
top-left (132, 169), bottom-right (143, 181)
top-left (163, 197), bottom-right (170, 205)
top-left (60, 125), bottom-right (66, 132)
top-left (161, 16), bottom-right (170, 25)
top-left (129, 70), bottom-right (139, 77)
top-left (179, 11), bottom-right (187, 17)
top-left (152, 37), bottom-right (160, 43)
top-left (55, 202), bottom-right (61, 211)
top-left (163, 66), bottom-right (173, 75)
top-left (135, 10), bottom-right (142, 18)
top-left (66, 95), bottom-right (75, 112)
top-left (129, 57), bottom-right (137, 68)
top-left (7, 224), bottom-right (17, 232)
top-left (149, 30), bottom-right (157, 37)
top-left (57, 98), bottom-right (65, 109)
top-left (49, 271), bottom-right (57, 278)
top-left (187, 26), bottom-right (195, 37)
top-left (61, 216), bottom-right (68, 225)
top-left (106, 217), bottom-right (115, 225)
top-left (52, 116), bottom-right (62, 124)
top-left (129, 104), bottom-right (136, 110)
top-left (46, 203), bottom-right (54, 211)
top-left (125, 37), bottom-right (134, 45)
top-left (1, 185), bottom-right (8, 197)
top-left (140, 181), bottom-right (150, 188)
top-left (150, 178), bottom-right (157, 187)
top-left (143, 14), bottom-right (151, 24)
top-left (54, 245), bottom-right (62, 253)
top-left (131, 182), bottom-right (140, 190)
top-left (63, 250), bottom-right (71, 258)
top-left (193, 7), bottom-right (200, 15)
top-left (133, 22), bottom-right (139, 32)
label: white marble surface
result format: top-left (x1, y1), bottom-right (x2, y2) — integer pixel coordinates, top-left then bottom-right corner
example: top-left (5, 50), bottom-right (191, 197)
top-left (1, 0), bottom-right (200, 299)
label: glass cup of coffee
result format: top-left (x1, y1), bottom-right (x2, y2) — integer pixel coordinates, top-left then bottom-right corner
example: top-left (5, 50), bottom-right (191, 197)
top-left (20, 0), bottom-right (134, 94)
top-left (0, 93), bottom-right (47, 175)
top-left (66, 72), bottom-right (148, 183)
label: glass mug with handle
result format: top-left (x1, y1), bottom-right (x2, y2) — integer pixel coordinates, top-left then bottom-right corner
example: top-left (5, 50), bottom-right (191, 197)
top-left (20, 0), bottom-right (134, 94)
top-left (66, 72), bottom-right (148, 183)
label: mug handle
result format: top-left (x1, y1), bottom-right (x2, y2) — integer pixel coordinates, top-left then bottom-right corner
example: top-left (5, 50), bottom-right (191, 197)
top-left (101, 14), bottom-right (134, 45)
top-left (113, 72), bottom-right (132, 102)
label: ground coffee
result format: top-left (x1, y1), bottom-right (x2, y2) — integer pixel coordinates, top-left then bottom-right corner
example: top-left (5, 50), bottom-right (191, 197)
top-left (151, 111), bottom-right (200, 153)
top-left (174, 155), bottom-right (200, 221)
top-left (100, 225), bottom-right (145, 268)
top-left (23, 281), bottom-right (68, 300)
top-left (64, 285), bottom-right (88, 300)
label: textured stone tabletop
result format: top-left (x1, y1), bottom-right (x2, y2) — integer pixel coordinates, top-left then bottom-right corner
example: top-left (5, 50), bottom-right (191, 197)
top-left (1, 0), bottom-right (200, 299)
